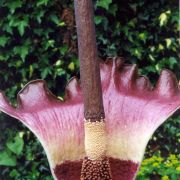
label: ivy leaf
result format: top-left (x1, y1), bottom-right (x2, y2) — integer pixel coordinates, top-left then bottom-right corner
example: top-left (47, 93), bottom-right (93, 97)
top-left (95, 16), bottom-right (103, 25)
top-left (37, 0), bottom-right (49, 7)
top-left (0, 36), bottom-right (9, 47)
top-left (18, 18), bottom-right (29, 36)
top-left (2, 23), bottom-right (13, 34)
top-left (41, 67), bottom-right (52, 79)
top-left (159, 11), bottom-right (171, 27)
top-left (165, 38), bottom-right (172, 48)
top-left (168, 57), bottom-right (177, 69)
top-left (6, 134), bottom-right (24, 155)
top-left (13, 46), bottom-right (29, 61)
top-left (138, 32), bottom-right (148, 43)
top-left (36, 10), bottom-right (45, 23)
top-left (44, 40), bottom-right (55, 50)
top-left (96, 0), bottom-right (112, 10)
top-left (0, 151), bottom-right (17, 166)
top-left (9, 169), bottom-right (20, 177)
top-left (159, 13), bottom-right (167, 26)
top-left (8, 15), bottom-right (19, 27)
top-left (8, 15), bottom-right (29, 36)
top-left (108, 4), bottom-right (118, 16)
top-left (68, 62), bottom-right (75, 71)
top-left (55, 68), bottom-right (66, 77)
top-left (59, 21), bottom-right (65, 27)
top-left (59, 45), bottom-right (68, 56)
top-left (6, 0), bottom-right (22, 14)
top-left (49, 14), bottom-right (60, 25)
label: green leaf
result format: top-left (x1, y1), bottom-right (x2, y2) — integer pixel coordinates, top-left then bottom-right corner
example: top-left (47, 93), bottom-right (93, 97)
top-left (41, 67), bottom-right (52, 79)
top-left (8, 15), bottom-right (29, 36)
top-left (13, 46), bottom-right (29, 61)
top-left (59, 21), bottom-right (65, 27)
top-left (29, 65), bottom-right (34, 78)
top-left (49, 14), bottom-right (60, 25)
top-left (168, 57), bottom-right (177, 68)
top-left (165, 38), bottom-right (172, 48)
top-left (145, 66), bottom-right (156, 73)
top-left (96, 0), bottom-right (112, 10)
top-left (55, 59), bottom-right (63, 67)
top-left (149, 54), bottom-right (155, 61)
top-left (159, 11), bottom-right (170, 27)
top-left (95, 16), bottom-right (103, 25)
top-left (37, 0), bottom-right (49, 7)
top-left (8, 15), bottom-right (19, 27)
top-left (158, 44), bottom-right (164, 51)
top-left (2, 23), bottom-right (13, 34)
top-left (138, 32), bottom-right (148, 42)
top-left (155, 64), bottom-right (160, 71)
top-left (109, 4), bottom-right (118, 16)
top-left (6, 134), bottom-right (24, 155)
top-left (10, 169), bottom-right (20, 177)
top-left (17, 18), bottom-right (29, 36)
top-left (68, 62), bottom-right (75, 71)
top-left (55, 68), bottom-right (66, 76)
top-left (0, 151), bottom-right (17, 166)
top-left (6, 0), bottom-right (22, 13)
top-left (122, 26), bottom-right (129, 36)
top-left (36, 10), bottom-right (45, 23)
top-left (0, 36), bottom-right (9, 47)
top-left (59, 45), bottom-right (68, 56)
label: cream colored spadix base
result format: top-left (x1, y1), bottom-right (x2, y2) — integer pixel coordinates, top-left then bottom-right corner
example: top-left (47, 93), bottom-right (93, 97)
top-left (84, 120), bottom-right (107, 160)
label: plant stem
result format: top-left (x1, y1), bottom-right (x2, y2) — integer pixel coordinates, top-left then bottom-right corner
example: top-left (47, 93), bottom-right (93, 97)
top-left (74, 0), bottom-right (105, 122)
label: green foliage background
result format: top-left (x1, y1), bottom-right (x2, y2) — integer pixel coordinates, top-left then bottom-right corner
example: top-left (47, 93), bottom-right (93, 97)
top-left (0, 0), bottom-right (179, 179)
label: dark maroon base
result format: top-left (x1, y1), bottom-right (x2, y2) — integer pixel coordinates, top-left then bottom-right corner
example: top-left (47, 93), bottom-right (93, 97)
top-left (109, 158), bottom-right (139, 180)
top-left (54, 160), bottom-right (82, 180)
top-left (54, 157), bottom-right (139, 180)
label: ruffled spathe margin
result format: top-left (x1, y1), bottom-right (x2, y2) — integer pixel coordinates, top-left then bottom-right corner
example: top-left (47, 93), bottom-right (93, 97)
top-left (0, 58), bottom-right (179, 179)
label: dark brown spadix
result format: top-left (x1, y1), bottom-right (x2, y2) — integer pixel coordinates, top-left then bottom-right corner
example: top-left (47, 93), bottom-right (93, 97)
top-left (74, 0), bottom-right (104, 121)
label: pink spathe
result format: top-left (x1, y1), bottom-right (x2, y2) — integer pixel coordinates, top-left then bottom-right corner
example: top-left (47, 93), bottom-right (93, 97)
top-left (0, 58), bottom-right (179, 179)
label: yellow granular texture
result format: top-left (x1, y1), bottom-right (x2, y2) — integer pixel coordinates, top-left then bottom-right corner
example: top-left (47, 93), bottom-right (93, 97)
top-left (84, 121), bottom-right (107, 160)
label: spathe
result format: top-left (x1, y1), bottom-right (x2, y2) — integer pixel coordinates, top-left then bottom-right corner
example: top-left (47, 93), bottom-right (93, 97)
top-left (0, 58), bottom-right (179, 179)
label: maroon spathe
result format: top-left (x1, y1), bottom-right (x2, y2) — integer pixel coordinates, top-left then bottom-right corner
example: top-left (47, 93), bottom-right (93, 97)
top-left (54, 157), bottom-right (139, 180)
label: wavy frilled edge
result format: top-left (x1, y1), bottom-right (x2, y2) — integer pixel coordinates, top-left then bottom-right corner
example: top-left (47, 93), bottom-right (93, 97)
top-left (0, 57), bottom-right (179, 179)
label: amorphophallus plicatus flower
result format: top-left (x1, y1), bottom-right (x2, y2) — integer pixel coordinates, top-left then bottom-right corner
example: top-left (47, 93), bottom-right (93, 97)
top-left (0, 0), bottom-right (180, 179)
